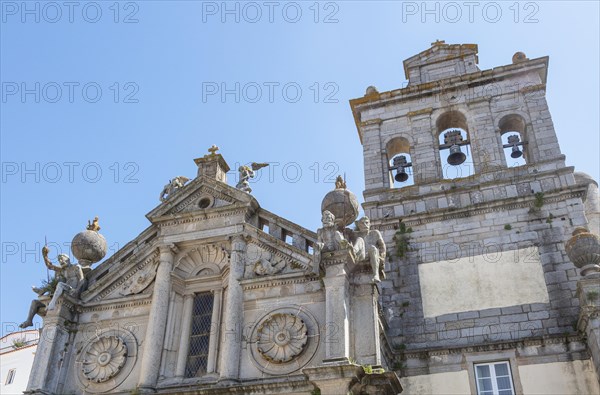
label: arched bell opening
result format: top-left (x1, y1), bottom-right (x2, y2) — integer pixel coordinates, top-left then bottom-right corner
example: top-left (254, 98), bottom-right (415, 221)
top-left (386, 137), bottom-right (414, 187)
top-left (436, 111), bottom-right (474, 180)
top-left (499, 114), bottom-right (528, 167)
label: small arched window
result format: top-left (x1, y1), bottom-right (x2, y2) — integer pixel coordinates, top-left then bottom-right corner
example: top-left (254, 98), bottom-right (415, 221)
top-left (499, 114), bottom-right (527, 167)
top-left (386, 137), bottom-right (414, 187)
top-left (437, 111), bottom-right (473, 180)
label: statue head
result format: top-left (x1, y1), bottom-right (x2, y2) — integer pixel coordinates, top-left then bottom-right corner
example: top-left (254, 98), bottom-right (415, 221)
top-left (321, 210), bottom-right (335, 227)
top-left (356, 216), bottom-right (371, 232)
top-left (57, 254), bottom-right (71, 267)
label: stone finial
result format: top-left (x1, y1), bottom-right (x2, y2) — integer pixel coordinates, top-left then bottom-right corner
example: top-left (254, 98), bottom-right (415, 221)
top-left (194, 147), bottom-right (230, 183)
top-left (365, 86), bottom-right (379, 96)
top-left (72, 222), bottom-right (108, 270)
top-left (322, 177), bottom-right (359, 230)
top-left (565, 227), bottom-right (600, 277)
top-left (208, 145), bottom-right (219, 156)
top-left (431, 39), bottom-right (446, 47)
top-left (512, 51), bottom-right (528, 64)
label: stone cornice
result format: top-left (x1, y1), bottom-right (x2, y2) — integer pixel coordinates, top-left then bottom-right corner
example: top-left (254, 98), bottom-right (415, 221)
top-left (156, 207), bottom-right (249, 228)
top-left (241, 272), bottom-right (318, 291)
top-left (79, 297), bottom-right (153, 313)
top-left (350, 56), bottom-right (548, 139)
top-left (157, 374), bottom-right (313, 394)
top-left (401, 333), bottom-right (586, 363)
top-left (373, 188), bottom-right (585, 231)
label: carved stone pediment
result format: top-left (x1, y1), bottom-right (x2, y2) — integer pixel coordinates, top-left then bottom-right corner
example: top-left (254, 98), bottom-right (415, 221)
top-left (170, 186), bottom-right (235, 214)
top-left (146, 176), bottom-right (257, 221)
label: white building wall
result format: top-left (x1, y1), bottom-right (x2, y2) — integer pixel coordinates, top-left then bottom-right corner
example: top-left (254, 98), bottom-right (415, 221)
top-left (0, 330), bottom-right (39, 394)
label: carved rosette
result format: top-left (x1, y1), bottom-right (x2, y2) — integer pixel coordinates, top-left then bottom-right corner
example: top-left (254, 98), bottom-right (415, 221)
top-left (257, 313), bottom-right (308, 363)
top-left (81, 336), bottom-right (128, 383)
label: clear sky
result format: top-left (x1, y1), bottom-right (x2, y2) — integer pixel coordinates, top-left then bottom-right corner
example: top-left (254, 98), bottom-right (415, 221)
top-left (1, 1), bottom-right (598, 335)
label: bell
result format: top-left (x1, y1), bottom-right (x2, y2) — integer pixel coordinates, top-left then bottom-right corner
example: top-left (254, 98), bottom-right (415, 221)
top-left (447, 144), bottom-right (466, 166)
top-left (395, 167), bottom-right (409, 182)
top-left (511, 145), bottom-right (523, 158)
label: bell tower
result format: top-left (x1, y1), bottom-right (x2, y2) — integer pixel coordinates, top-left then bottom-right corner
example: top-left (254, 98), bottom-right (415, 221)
top-left (351, 41), bottom-right (566, 205)
top-left (350, 42), bottom-right (600, 392)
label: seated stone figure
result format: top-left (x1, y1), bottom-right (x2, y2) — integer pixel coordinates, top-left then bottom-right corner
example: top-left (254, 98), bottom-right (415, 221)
top-left (313, 210), bottom-right (349, 274)
top-left (20, 246), bottom-right (86, 328)
top-left (350, 216), bottom-right (387, 283)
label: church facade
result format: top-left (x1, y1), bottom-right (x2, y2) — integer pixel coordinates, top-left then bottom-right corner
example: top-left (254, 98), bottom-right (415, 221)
top-left (24, 43), bottom-right (600, 394)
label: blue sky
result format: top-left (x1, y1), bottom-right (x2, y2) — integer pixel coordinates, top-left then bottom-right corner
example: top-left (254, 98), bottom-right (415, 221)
top-left (1, 1), bottom-right (598, 334)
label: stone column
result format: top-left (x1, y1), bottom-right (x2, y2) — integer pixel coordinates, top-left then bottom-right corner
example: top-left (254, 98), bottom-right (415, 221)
top-left (407, 109), bottom-right (439, 184)
top-left (466, 98), bottom-right (504, 174)
top-left (207, 288), bottom-right (223, 374)
top-left (360, 119), bottom-right (386, 191)
top-left (351, 273), bottom-right (382, 366)
top-left (138, 245), bottom-right (175, 390)
top-left (218, 234), bottom-right (246, 382)
top-left (175, 293), bottom-right (194, 378)
top-left (26, 300), bottom-right (73, 394)
top-left (322, 250), bottom-right (353, 363)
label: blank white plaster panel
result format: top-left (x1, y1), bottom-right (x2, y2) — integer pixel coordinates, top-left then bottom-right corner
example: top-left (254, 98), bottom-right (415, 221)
top-left (419, 247), bottom-right (549, 317)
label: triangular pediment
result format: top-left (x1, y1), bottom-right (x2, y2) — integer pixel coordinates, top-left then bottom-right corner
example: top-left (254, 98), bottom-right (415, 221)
top-left (403, 42), bottom-right (479, 84)
top-left (146, 175), bottom-right (258, 221)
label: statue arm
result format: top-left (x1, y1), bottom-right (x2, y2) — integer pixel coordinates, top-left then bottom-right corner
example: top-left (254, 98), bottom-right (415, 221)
top-left (42, 246), bottom-right (62, 272)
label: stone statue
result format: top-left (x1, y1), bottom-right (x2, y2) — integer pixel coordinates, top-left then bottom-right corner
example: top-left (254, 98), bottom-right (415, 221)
top-left (335, 175), bottom-right (347, 189)
top-left (313, 210), bottom-right (349, 274)
top-left (19, 246), bottom-right (86, 328)
top-left (87, 216), bottom-right (101, 231)
top-left (351, 217), bottom-right (386, 283)
top-left (236, 163), bottom-right (269, 193)
top-left (159, 176), bottom-right (190, 202)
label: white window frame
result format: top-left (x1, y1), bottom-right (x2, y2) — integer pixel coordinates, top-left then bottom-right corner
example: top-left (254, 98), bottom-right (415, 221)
top-left (474, 361), bottom-right (515, 395)
top-left (466, 350), bottom-right (523, 395)
top-left (5, 368), bottom-right (16, 385)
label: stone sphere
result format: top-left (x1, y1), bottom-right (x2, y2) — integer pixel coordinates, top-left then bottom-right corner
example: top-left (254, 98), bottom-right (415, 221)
top-left (71, 230), bottom-right (107, 267)
top-left (365, 86), bottom-right (379, 96)
top-left (512, 52), bottom-right (527, 63)
top-left (321, 188), bottom-right (360, 228)
top-left (565, 228), bottom-right (600, 269)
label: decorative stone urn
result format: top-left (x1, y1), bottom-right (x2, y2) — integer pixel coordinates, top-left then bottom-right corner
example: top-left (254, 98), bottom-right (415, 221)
top-left (565, 227), bottom-right (600, 277)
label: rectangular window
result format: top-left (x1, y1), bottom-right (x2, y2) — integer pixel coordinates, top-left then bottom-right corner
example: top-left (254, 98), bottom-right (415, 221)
top-left (474, 361), bottom-right (515, 395)
top-left (5, 369), bottom-right (16, 385)
top-left (185, 292), bottom-right (214, 378)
